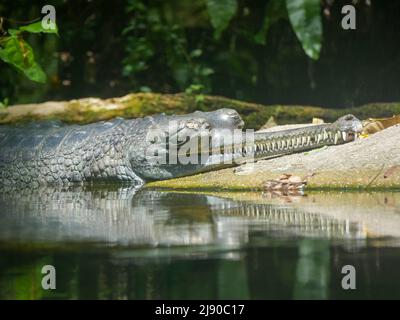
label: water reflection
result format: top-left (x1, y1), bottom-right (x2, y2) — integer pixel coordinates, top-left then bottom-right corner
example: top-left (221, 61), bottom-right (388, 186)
top-left (1, 187), bottom-right (400, 299)
top-left (0, 187), bottom-right (400, 247)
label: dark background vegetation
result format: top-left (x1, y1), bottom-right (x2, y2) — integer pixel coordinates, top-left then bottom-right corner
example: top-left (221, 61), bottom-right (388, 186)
top-left (1, 0), bottom-right (399, 108)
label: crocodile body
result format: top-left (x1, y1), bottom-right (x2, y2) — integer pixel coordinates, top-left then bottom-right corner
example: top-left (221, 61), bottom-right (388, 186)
top-left (0, 109), bottom-right (362, 188)
top-left (0, 118), bottom-right (142, 187)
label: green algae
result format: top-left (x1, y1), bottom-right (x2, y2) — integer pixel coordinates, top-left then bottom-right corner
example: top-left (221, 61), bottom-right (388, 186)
top-left (2, 93), bottom-right (400, 128)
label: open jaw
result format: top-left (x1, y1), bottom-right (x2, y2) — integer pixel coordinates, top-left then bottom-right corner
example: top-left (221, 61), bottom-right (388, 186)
top-left (137, 114), bottom-right (363, 180)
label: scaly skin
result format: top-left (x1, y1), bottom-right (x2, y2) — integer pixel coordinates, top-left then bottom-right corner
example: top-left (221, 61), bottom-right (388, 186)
top-left (0, 110), bottom-right (362, 188)
top-left (0, 118), bottom-right (142, 187)
top-left (0, 109), bottom-right (243, 188)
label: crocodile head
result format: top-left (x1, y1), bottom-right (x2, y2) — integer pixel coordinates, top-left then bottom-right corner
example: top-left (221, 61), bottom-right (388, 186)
top-left (129, 108), bottom-right (246, 180)
top-left (331, 114), bottom-right (363, 141)
top-left (129, 110), bottom-right (363, 181)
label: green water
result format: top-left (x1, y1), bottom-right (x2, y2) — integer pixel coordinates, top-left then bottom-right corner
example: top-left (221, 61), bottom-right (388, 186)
top-left (0, 187), bottom-right (400, 299)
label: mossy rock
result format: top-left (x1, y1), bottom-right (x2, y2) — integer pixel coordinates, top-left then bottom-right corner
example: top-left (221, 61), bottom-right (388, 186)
top-left (1, 93), bottom-right (400, 130)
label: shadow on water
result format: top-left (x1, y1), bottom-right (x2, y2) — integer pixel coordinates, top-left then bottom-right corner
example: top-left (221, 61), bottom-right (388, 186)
top-left (1, 186), bottom-right (400, 299)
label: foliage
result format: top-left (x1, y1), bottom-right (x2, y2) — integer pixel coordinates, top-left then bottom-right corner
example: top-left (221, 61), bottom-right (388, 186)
top-left (2, 0), bottom-right (396, 109)
top-left (286, 0), bottom-right (322, 60)
top-left (206, 0), bottom-right (238, 39)
top-left (0, 98), bottom-right (8, 109)
top-left (120, 0), bottom-right (323, 96)
top-left (122, 0), bottom-right (215, 93)
top-left (254, 0), bottom-right (287, 45)
top-left (0, 20), bottom-right (58, 83)
top-left (19, 21), bottom-right (58, 35)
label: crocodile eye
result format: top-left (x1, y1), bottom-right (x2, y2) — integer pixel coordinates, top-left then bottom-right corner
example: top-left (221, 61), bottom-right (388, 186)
top-left (345, 115), bottom-right (354, 121)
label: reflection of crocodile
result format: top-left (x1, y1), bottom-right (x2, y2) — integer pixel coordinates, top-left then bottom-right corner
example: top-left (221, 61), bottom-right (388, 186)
top-left (0, 109), bottom-right (362, 187)
top-left (212, 202), bottom-right (365, 240)
top-left (3, 188), bottom-right (398, 249)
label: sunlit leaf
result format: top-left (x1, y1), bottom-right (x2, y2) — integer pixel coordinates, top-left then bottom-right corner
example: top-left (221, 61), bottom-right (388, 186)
top-left (8, 29), bottom-right (21, 36)
top-left (286, 0), bottom-right (322, 60)
top-left (201, 67), bottom-right (214, 76)
top-left (190, 49), bottom-right (202, 58)
top-left (0, 36), bottom-right (46, 83)
top-left (19, 21), bottom-right (58, 36)
top-left (206, 0), bottom-right (237, 39)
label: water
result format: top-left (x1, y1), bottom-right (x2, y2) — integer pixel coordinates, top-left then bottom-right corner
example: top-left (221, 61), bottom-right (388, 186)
top-left (0, 186), bottom-right (400, 299)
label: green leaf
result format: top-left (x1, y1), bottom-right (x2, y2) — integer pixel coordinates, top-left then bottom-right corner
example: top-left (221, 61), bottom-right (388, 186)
top-left (201, 67), bottom-right (214, 76)
top-left (0, 36), bottom-right (46, 83)
top-left (206, 0), bottom-right (237, 39)
top-left (8, 29), bottom-right (21, 36)
top-left (0, 98), bottom-right (9, 109)
top-left (255, 0), bottom-right (287, 45)
top-left (286, 0), bottom-right (322, 60)
top-left (190, 49), bottom-right (202, 58)
top-left (19, 21), bottom-right (58, 36)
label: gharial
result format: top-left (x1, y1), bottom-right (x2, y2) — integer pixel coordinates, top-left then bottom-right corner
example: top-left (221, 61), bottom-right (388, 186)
top-left (0, 108), bottom-right (362, 188)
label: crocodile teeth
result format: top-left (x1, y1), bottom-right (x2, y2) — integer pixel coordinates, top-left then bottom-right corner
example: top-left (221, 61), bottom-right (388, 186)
top-left (306, 136), bottom-right (311, 145)
top-left (302, 137), bottom-right (307, 145)
top-left (317, 134), bottom-right (322, 144)
top-left (342, 132), bottom-right (347, 141)
top-left (334, 133), bottom-right (339, 144)
top-left (281, 140), bottom-right (286, 149)
top-left (323, 131), bottom-right (328, 140)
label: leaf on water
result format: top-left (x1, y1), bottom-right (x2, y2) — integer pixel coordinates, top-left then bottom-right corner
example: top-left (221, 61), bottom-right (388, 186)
top-left (19, 21), bottom-right (59, 36)
top-left (383, 165), bottom-right (400, 179)
top-left (206, 0), bottom-right (238, 39)
top-left (286, 0), bottom-right (322, 60)
top-left (0, 36), bottom-right (46, 83)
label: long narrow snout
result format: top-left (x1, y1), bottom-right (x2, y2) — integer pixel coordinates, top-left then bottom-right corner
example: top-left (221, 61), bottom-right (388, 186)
top-left (196, 114), bottom-right (363, 165)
